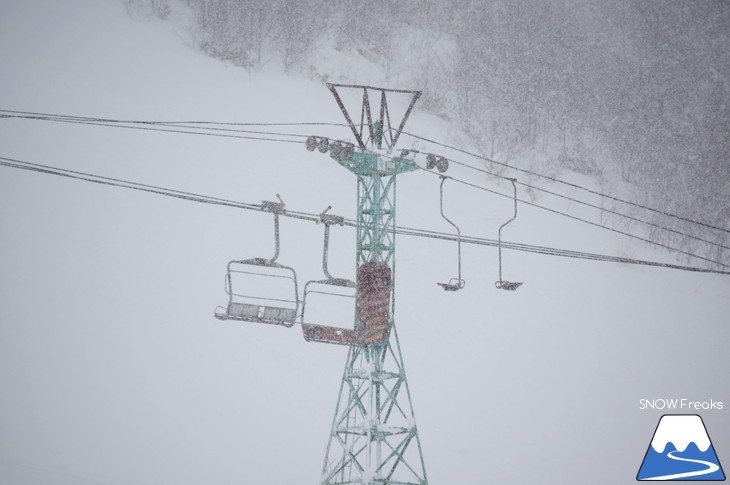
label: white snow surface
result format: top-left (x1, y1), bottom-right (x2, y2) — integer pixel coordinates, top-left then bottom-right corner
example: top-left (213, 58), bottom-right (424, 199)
top-left (650, 415), bottom-right (711, 453)
top-left (1, 1), bottom-right (729, 485)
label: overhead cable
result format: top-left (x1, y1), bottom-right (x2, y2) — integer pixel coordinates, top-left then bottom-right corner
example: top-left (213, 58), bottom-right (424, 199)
top-left (423, 152), bottom-right (730, 251)
top-left (3, 109), bottom-right (727, 254)
top-left (418, 167), bottom-right (728, 269)
top-left (1, 155), bottom-right (728, 275)
top-left (402, 130), bottom-right (730, 235)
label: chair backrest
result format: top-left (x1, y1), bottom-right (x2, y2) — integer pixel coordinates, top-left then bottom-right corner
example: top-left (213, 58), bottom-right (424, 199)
top-left (301, 278), bottom-right (356, 328)
top-left (221, 260), bottom-right (299, 326)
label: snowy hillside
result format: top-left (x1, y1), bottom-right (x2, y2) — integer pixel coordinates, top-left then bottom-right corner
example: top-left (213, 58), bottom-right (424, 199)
top-left (1, 1), bottom-right (728, 485)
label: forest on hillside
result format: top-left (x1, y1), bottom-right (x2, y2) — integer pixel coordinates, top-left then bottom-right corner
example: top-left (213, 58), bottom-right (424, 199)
top-left (127, 0), bottom-right (729, 268)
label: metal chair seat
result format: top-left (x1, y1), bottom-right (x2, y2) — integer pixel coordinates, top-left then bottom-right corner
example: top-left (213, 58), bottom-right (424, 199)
top-left (222, 302), bottom-right (297, 325)
top-left (495, 280), bottom-right (523, 291)
top-left (437, 278), bottom-right (465, 292)
top-left (302, 323), bottom-right (354, 346)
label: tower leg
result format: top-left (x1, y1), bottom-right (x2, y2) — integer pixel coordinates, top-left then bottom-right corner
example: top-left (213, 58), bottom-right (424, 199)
top-left (320, 330), bottom-right (428, 485)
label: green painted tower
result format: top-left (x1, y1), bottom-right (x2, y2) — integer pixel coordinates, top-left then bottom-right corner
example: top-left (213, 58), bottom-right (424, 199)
top-left (316, 84), bottom-right (428, 485)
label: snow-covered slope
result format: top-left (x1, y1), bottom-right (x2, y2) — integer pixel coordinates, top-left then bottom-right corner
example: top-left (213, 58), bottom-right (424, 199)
top-left (1, 1), bottom-right (728, 485)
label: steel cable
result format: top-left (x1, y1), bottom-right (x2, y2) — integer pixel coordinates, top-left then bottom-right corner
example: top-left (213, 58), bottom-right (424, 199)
top-left (2, 155), bottom-right (728, 275)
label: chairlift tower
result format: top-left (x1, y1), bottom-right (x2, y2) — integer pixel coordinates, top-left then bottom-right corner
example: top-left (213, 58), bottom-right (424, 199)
top-left (311, 84), bottom-right (429, 485)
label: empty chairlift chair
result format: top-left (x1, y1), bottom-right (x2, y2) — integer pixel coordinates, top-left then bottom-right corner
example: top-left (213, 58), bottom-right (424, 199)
top-left (495, 179), bottom-right (523, 291)
top-left (300, 207), bottom-right (357, 346)
top-left (214, 195), bottom-right (299, 327)
top-left (436, 176), bottom-right (465, 291)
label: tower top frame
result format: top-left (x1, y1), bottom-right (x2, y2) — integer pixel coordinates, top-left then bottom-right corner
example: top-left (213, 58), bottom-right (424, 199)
top-left (326, 83), bottom-right (421, 151)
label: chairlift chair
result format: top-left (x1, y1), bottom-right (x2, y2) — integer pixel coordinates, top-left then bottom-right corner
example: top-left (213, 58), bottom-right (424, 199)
top-left (495, 179), bottom-right (523, 291)
top-left (436, 176), bottom-right (465, 291)
top-left (300, 207), bottom-right (357, 346)
top-left (214, 195), bottom-right (300, 326)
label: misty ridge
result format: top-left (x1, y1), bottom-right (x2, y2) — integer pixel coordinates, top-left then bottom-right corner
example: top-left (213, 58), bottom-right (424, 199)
top-left (128, 0), bottom-right (728, 268)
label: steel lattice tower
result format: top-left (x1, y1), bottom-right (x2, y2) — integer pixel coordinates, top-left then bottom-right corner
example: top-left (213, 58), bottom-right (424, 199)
top-left (318, 84), bottom-right (428, 485)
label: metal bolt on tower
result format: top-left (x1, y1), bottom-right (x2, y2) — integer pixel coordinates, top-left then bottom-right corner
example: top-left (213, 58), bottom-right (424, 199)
top-left (317, 84), bottom-right (428, 485)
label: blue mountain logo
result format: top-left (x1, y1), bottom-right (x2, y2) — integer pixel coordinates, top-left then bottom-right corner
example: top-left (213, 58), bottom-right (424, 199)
top-left (637, 414), bottom-right (725, 481)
